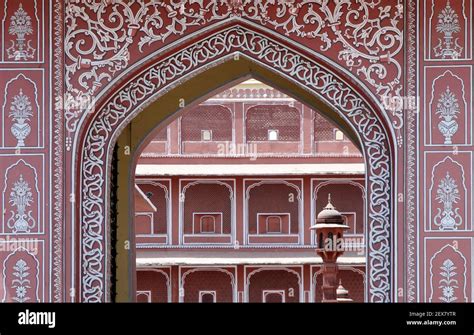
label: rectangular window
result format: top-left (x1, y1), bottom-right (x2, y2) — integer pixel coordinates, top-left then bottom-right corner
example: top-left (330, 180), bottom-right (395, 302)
top-left (268, 129), bottom-right (279, 141)
top-left (335, 129), bottom-right (344, 141)
top-left (201, 129), bottom-right (213, 141)
top-left (266, 216), bottom-right (282, 233)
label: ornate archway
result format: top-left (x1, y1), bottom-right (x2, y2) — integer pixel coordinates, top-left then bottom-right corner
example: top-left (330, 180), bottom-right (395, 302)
top-left (76, 23), bottom-right (395, 302)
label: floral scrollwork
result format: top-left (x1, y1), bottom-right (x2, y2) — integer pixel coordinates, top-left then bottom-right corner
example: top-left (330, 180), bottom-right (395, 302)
top-left (65, 0), bottom-right (403, 140)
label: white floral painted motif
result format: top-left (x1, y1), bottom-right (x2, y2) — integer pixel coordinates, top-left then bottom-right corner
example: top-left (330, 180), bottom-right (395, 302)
top-left (11, 259), bottom-right (31, 302)
top-left (9, 89), bottom-right (33, 147)
top-left (7, 175), bottom-right (36, 233)
top-left (64, 0), bottom-right (404, 146)
top-left (436, 86), bottom-right (459, 145)
top-left (6, 3), bottom-right (36, 61)
top-left (434, 0), bottom-right (463, 59)
top-left (439, 259), bottom-right (458, 302)
top-left (434, 172), bottom-right (462, 231)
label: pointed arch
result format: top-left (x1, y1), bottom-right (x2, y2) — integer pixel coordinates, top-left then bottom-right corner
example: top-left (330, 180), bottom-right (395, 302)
top-left (75, 23), bottom-right (395, 303)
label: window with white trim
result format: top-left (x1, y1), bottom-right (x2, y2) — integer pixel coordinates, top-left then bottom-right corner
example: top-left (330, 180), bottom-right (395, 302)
top-left (136, 291), bottom-right (152, 303)
top-left (268, 129), bottom-right (279, 141)
top-left (263, 290), bottom-right (285, 303)
top-left (200, 215), bottom-right (216, 234)
top-left (334, 129), bottom-right (344, 141)
top-left (199, 291), bottom-right (216, 303)
top-left (266, 216), bottom-right (282, 233)
top-left (201, 129), bottom-right (213, 141)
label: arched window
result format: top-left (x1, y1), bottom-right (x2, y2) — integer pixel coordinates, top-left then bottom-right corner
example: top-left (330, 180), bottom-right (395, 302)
top-left (200, 215), bottom-right (216, 234)
top-left (263, 290), bottom-right (285, 303)
top-left (136, 291), bottom-right (151, 303)
top-left (268, 129), bottom-right (279, 141)
top-left (266, 216), bottom-right (282, 233)
top-left (334, 129), bottom-right (344, 141)
top-left (199, 291), bottom-right (216, 303)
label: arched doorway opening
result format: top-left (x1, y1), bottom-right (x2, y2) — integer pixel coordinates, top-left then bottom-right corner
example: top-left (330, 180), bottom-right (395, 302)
top-left (75, 24), bottom-right (395, 302)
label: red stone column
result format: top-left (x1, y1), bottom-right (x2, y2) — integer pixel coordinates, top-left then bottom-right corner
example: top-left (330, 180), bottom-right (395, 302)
top-left (311, 196), bottom-right (348, 303)
top-left (321, 261), bottom-right (338, 303)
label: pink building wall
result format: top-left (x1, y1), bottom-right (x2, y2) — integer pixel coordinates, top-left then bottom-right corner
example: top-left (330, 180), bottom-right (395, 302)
top-left (136, 266), bottom-right (365, 303)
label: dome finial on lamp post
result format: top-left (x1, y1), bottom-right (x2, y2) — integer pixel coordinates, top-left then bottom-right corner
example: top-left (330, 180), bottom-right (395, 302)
top-left (322, 193), bottom-right (336, 212)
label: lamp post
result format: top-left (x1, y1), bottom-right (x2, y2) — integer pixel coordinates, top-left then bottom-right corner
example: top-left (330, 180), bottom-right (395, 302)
top-left (311, 194), bottom-right (349, 302)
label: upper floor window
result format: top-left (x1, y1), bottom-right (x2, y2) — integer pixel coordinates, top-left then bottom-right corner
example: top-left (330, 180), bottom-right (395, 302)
top-left (136, 291), bottom-right (152, 303)
top-left (335, 129), bottom-right (344, 141)
top-left (266, 216), bottom-right (282, 233)
top-left (200, 215), bottom-right (216, 233)
top-left (201, 129), bottom-right (212, 141)
top-left (199, 291), bottom-right (216, 303)
top-left (268, 129), bottom-right (279, 141)
top-left (263, 290), bottom-right (285, 303)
